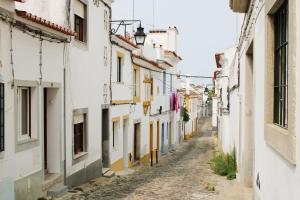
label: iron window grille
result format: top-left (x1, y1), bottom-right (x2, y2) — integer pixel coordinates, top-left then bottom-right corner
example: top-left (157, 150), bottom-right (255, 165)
top-left (273, 1), bottom-right (288, 128)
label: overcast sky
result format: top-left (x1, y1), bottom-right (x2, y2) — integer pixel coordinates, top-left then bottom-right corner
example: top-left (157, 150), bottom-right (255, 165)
top-left (112, 0), bottom-right (238, 84)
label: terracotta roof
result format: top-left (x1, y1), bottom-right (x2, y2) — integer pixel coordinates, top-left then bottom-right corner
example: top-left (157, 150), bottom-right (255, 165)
top-left (215, 53), bottom-right (224, 68)
top-left (149, 29), bottom-right (167, 33)
top-left (164, 50), bottom-right (182, 60)
top-left (132, 54), bottom-right (162, 69)
top-left (115, 34), bottom-right (138, 49)
top-left (160, 60), bottom-right (173, 68)
top-left (15, 10), bottom-right (76, 36)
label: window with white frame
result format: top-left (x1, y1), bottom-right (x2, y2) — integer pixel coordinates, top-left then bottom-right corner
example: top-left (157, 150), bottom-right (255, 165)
top-left (112, 121), bottom-right (119, 150)
top-left (17, 87), bottom-right (31, 140)
top-left (74, 0), bottom-right (87, 43)
top-left (73, 113), bottom-right (87, 156)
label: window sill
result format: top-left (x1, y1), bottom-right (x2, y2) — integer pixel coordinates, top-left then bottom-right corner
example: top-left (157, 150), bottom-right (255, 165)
top-left (265, 123), bottom-right (296, 165)
top-left (73, 39), bottom-right (88, 50)
top-left (17, 138), bottom-right (38, 145)
top-left (73, 152), bottom-right (88, 160)
top-left (115, 82), bottom-right (124, 85)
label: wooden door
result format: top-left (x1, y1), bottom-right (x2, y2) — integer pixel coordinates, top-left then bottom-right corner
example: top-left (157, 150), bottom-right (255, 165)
top-left (150, 123), bottom-right (153, 153)
top-left (156, 121), bottom-right (160, 151)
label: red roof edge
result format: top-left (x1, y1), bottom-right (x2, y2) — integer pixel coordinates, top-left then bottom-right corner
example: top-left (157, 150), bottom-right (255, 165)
top-left (115, 34), bottom-right (139, 49)
top-left (13, 0), bottom-right (26, 3)
top-left (132, 54), bottom-right (163, 69)
top-left (15, 10), bottom-right (76, 36)
top-left (165, 50), bottom-right (182, 60)
top-left (161, 60), bottom-right (173, 68)
top-left (215, 53), bottom-right (223, 68)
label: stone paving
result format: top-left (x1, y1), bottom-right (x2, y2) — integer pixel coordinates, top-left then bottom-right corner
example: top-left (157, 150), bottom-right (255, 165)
top-left (58, 118), bottom-right (252, 200)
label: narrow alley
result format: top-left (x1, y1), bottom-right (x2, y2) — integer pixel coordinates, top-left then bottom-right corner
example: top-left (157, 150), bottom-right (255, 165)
top-left (59, 118), bottom-right (252, 200)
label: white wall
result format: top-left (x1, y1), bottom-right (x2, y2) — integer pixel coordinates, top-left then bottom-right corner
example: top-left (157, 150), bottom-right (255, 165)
top-left (65, 1), bottom-right (111, 176)
top-left (0, 18), bottom-right (64, 182)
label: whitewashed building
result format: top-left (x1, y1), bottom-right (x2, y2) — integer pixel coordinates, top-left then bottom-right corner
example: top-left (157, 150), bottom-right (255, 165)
top-left (65, 0), bottom-right (113, 187)
top-left (146, 27), bottom-right (183, 153)
top-left (219, 0), bottom-right (300, 199)
top-left (0, 0), bottom-right (75, 199)
top-left (213, 47), bottom-right (237, 154)
top-left (108, 34), bottom-right (138, 171)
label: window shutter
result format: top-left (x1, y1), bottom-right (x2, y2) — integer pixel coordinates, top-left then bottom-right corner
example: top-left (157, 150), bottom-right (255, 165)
top-left (0, 83), bottom-right (4, 152)
top-left (74, 0), bottom-right (85, 18)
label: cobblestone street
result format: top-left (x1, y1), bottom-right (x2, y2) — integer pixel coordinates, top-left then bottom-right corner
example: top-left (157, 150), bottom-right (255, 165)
top-left (59, 118), bottom-right (252, 200)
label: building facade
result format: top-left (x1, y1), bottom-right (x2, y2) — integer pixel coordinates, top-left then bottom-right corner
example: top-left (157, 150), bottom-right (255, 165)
top-left (216, 0), bottom-right (300, 199)
top-left (0, 0), bottom-right (75, 199)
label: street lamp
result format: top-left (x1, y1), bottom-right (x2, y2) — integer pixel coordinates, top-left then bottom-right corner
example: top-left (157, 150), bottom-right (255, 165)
top-left (134, 25), bottom-right (146, 46)
top-left (110, 20), bottom-right (147, 46)
top-left (204, 87), bottom-right (209, 94)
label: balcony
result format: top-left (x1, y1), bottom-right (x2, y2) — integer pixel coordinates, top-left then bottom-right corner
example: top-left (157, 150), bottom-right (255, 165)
top-left (229, 0), bottom-right (250, 13)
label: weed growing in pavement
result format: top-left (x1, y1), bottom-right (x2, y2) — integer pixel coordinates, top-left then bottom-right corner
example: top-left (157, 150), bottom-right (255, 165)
top-left (209, 150), bottom-right (237, 180)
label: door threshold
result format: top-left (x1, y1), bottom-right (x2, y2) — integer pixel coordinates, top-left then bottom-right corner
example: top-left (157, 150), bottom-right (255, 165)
top-left (43, 173), bottom-right (63, 191)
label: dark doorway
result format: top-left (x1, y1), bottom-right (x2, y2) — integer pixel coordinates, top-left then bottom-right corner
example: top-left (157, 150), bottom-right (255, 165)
top-left (134, 123), bottom-right (141, 162)
top-left (102, 109), bottom-right (110, 168)
top-left (161, 123), bottom-right (164, 153)
top-left (43, 88), bottom-right (48, 171)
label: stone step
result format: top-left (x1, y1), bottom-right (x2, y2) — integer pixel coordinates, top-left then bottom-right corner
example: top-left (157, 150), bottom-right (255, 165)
top-left (102, 168), bottom-right (115, 178)
top-left (102, 168), bottom-right (111, 174)
top-left (47, 184), bottom-right (68, 198)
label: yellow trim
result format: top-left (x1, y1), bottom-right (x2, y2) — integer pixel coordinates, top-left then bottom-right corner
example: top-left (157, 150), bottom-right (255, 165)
top-left (140, 153), bottom-right (150, 165)
top-left (133, 64), bottom-right (139, 70)
top-left (111, 158), bottom-right (124, 172)
top-left (143, 101), bottom-right (151, 115)
top-left (117, 51), bottom-right (125, 58)
top-left (150, 77), bottom-right (154, 101)
top-left (123, 114), bottom-right (129, 120)
top-left (133, 96), bottom-right (140, 103)
top-left (133, 64), bottom-right (141, 103)
top-left (128, 153), bottom-right (134, 168)
top-left (112, 116), bottom-right (121, 122)
top-left (112, 100), bottom-right (132, 104)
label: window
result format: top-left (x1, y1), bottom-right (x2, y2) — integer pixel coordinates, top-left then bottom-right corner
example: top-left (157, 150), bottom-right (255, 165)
top-left (150, 77), bottom-right (154, 98)
top-left (112, 121), bottom-right (119, 150)
top-left (73, 113), bottom-right (87, 156)
top-left (117, 56), bottom-right (123, 83)
top-left (273, 1), bottom-right (288, 128)
top-left (74, 0), bottom-right (87, 42)
top-left (0, 83), bottom-right (4, 152)
top-left (265, 0), bottom-right (296, 164)
top-left (17, 87), bottom-right (31, 140)
top-left (133, 65), bottom-right (140, 102)
top-left (144, 75), bottom-right (151, 101)
top-left (134, 69), bottom-right (137, 96)
top-left (163, 71), bottom-right (166, 95)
